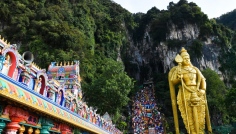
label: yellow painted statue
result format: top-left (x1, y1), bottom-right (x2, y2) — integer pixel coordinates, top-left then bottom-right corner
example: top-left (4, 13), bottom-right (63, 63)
top-left (168, 47), bottom-right (212, 134)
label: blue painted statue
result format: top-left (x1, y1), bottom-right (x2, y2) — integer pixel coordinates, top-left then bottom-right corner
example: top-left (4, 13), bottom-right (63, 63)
top-left (0, 56), bottom-right (5, 71)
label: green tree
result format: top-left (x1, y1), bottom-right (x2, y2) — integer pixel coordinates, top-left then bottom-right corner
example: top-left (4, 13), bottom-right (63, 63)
top-left (202, 68), bottom-right (229, 125)
top-left (217, 9), bottom-right (236, 31)
top-left (82, 58), bottom-right (134, 122)
top-left (225, 88), bottom-right (236, 121)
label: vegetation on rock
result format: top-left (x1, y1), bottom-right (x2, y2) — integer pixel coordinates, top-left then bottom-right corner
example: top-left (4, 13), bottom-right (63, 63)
top-left (217, 9), bottom-right (236, 31)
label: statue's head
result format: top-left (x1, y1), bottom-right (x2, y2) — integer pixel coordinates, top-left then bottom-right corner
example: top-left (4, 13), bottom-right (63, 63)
top-left (6, 54), bottom-right (10, 60)
top-left (180, 47), bottom-right (191, 66)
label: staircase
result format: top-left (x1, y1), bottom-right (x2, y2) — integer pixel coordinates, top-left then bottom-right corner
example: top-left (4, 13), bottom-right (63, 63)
top-left (132, 82), bottom-right (164, 134)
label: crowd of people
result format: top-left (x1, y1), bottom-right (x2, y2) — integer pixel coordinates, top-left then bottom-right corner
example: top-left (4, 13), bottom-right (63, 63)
top-left (132, 83), bottom-right (164, 134)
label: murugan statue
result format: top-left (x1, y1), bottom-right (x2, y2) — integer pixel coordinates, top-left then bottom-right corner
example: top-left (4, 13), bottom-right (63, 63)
top-left (168, 47), bottom-right (212, 134)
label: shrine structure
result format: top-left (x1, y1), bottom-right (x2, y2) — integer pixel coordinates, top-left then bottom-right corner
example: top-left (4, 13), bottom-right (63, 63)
top-left (0, 36), bottom-right (122, 134)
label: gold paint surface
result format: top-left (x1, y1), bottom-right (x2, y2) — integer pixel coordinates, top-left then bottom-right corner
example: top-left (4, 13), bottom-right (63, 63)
top-left (168, 47), bottom-right (212, 134)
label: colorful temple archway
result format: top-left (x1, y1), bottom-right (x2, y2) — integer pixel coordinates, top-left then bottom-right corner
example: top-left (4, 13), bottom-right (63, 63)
top-left (0, 37), bottom-right (122, 134)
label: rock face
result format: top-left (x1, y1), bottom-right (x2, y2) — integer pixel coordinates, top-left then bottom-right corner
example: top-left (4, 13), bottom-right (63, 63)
top-left (166, 23), bottom-right (200, 40)
top-left (123, 23), bottom-right (223, 82)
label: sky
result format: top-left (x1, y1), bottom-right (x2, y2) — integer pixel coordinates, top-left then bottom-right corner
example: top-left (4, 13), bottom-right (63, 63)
top-left (112, 0), bottom-right (236, 19)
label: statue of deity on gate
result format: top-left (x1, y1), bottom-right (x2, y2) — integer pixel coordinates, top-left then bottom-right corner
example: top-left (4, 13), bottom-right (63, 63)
top-left (2, 54), bottom-right (12, 75)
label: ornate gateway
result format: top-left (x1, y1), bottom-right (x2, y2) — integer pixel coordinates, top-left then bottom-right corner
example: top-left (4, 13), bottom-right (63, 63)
top-left (0, 36), bottom-right (122, 134)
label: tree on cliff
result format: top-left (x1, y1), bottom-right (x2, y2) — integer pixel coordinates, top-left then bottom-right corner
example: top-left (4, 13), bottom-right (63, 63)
top-left (217, 9), bottom-right (236, 31)
top-left (82, 57), bottom-right (134, 123)
top-left (202, 68), bottom-right (229, 125)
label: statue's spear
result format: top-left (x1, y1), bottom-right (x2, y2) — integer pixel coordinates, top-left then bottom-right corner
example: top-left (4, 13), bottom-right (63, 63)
top-left (205, 94), bottom-right (212, 133)
top-left (168, 70), bottom-right (179, 134)
top-left (168, 67), bottom-right (179, 133)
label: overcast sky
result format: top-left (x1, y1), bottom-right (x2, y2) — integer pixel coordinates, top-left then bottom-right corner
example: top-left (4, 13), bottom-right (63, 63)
top-left (112, 0), bottom-right (236, 19)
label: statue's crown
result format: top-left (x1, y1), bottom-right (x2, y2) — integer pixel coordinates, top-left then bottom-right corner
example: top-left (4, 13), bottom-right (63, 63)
top-left (180, 47), bottom-right (187, 53)
top-left (180, 47), bottom-right (189, 57)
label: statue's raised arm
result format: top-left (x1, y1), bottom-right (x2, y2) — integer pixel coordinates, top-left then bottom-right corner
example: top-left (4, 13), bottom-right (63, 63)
top-left (168, 47), bottom-right (212, 134)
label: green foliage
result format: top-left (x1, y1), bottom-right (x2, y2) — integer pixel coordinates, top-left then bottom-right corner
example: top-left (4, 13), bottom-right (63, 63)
top-left (150, 11), bottom-right (170, 43)
top-left (218, 33), bottom-right (236, 80)
top-left (82, 57), bottom-right (134, 121)
top-left (81, 56), bottom-right (135, 130)
top-left (73, 128), bottom-right (82, 134)
top-left (202, 68), bottom-right (229, 125)
top-left (199, 20), bottom-right (214, 40)
top-left (211, 23), bottom-right (234, 47)
top-left (189, 39), bottom-right (203, 58)
top-left (217, 9), bottom-right (236, 31)
top-left (147, 0), bottom-right (235, 51)
top-left (117, 121), bottom-right (127, 132)
top-left (0, 0), bottom-right (136, 130)
top-left (132, 7), bottom-right (160, 43)
top-left (225, 88), bottom-right (236, 119)
top-left (148, 0), bottom-right (210, 43)
top-left (168, 0), bottom-right (208, 28)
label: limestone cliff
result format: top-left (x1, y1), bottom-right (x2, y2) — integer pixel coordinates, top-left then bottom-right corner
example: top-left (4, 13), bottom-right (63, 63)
top-left (123, 23), bottom-right (223, 82)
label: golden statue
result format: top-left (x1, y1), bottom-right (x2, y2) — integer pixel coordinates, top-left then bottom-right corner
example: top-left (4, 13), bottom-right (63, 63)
top-left (168, 47), bottom-right (212, 134)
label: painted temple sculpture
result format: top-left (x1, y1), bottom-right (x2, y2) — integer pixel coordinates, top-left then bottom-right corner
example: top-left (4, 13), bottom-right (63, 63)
top-left (168, 47), bottom-right (212, 134)
top-left (0, 36), bottom-right (122, 134)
